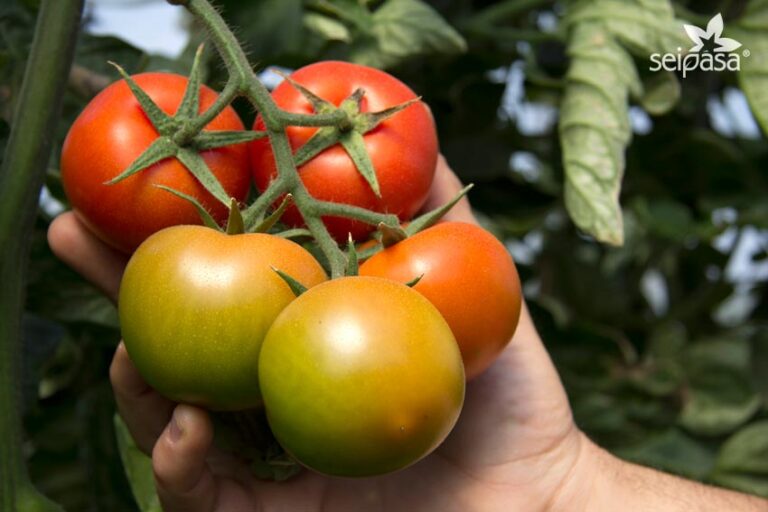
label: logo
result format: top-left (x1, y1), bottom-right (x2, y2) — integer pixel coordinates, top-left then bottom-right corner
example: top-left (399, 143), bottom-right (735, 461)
top-left (650, 14), bottom-right (749, 78)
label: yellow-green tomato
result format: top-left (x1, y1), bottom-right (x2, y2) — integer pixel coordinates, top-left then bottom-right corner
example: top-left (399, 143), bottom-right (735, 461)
top-left (118, 225), bottom-right (327, 411)
top-left (258, 276), bottom-right (465, 477)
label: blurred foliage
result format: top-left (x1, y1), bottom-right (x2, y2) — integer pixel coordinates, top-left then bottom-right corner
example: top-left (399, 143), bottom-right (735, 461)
top-left (1, 0), bottom-right (767, 509)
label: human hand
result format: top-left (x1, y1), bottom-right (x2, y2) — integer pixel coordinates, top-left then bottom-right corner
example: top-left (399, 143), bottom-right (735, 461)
top-left (47, 155), bottom-right (598, 512)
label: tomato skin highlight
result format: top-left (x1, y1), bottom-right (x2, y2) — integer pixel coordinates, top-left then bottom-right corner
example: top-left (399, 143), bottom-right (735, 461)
top-left (360, 222), bottom-right (522, 380)
top-left (258, 276), bottom-right (465, 477)
top-left (250, 61), bottom-right (438, 241)
top-left (118, 225), bottom-right (327, 411)
top-left (61, 73), bottom-right (251, 253)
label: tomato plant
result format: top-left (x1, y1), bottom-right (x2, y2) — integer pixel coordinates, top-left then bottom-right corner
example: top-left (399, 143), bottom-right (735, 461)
top-left (118, 225), bottom-right (327, 411)
top-left (258, 276), bottom-right (465, 477)
top-left (250, 61), bottom-right (438, 242)
top-left (360, 222), bottom-right (522, 380)
top-left (61, 72), bottom-right (251, 253)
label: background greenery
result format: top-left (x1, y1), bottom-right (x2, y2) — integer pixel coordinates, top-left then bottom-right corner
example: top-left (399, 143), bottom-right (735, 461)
top-left (1, 0), bottom-right (767, 509)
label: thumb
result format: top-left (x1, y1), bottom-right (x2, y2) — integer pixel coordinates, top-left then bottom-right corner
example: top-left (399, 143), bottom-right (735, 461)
top-left (153, 405), bottom-right (218, 512)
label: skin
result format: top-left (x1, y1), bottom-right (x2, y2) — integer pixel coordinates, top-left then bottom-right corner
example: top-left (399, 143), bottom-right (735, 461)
top-left (119, 226), bottom-right (327, 410)
top-left (48, 156), bottom-right (768, 512)
top-left (259, 276), bottom-right (465, 477)
top-left (61, 73), bottom-right (251, 253)
top-left (359, 222), bottom-right (523, 380)
top-left (250, 61), bottom-right (438, 241)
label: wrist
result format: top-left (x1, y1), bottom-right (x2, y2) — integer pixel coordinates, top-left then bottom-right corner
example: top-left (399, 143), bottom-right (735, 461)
top-left (546, 432), bottom-right (622, 512)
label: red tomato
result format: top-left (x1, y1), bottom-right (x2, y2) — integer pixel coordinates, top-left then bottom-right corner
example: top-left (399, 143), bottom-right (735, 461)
top-left (61, 72), bottom-right (251, 253)
top-left (250, 61), bottom-right (438, 241)
top-left (360, 222), bottom-right (522, 380)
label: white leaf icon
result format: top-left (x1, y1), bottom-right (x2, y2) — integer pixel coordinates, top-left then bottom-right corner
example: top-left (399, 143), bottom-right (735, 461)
top-left (684, 24), bottom-right (707, 52)
top-left (707, 13), bottom-right (724, 39)
top-left (716, 37), bottom-right (742, 52)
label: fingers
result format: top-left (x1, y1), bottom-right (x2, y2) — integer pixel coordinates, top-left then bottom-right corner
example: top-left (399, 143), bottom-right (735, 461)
top-left (110, 342), bottom-right (175, 454)
top-left (47, 212), bottom-right (128, 303)
top-left (422, 154), bottom-right (476, 225)
top-left (153, 405), bottom-right (218, 512)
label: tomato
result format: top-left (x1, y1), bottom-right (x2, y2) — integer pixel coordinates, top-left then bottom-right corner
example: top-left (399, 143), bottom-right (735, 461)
top-left (258, 276), bottom-right (464, 476)
top-left (359, 222), bottom-right (522, 380)
top-left (118, 226), bottom-right (327, 411)
top-left (61, 72), bottom-right (251, 253)
top-left (250, 61), bottom-right (438, 242)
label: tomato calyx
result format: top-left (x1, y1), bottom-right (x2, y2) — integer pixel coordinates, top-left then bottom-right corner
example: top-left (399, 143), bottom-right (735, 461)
top-left (276, 71), bottom-right (420, 199)
top-left (272, 267), bottom-right (309, 297)
top-left (104, 46), bottom-right (265, 208)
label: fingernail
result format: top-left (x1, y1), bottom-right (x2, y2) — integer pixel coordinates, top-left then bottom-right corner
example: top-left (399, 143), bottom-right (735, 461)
top-left (169, 410), bottom-right (184, 443)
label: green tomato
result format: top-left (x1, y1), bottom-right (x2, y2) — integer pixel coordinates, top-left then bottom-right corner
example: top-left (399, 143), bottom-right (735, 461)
top-left (258, 276), bottom-right (465, 477)
top-left (118, 225), bottom-right (327, 411)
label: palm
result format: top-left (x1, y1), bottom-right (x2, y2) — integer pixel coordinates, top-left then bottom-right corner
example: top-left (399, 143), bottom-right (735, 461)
top-left (48, 159), bottom-right (582, 512)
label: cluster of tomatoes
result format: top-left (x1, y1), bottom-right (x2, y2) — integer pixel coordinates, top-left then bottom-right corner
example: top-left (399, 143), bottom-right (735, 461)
top-left (60, 61), bottom-right (522, 477)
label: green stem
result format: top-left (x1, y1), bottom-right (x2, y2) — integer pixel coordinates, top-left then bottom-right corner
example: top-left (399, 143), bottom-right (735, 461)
top-left (180, 0), bottom-right (349, 277)
top-left (0, 1), bottom-right (83, 511)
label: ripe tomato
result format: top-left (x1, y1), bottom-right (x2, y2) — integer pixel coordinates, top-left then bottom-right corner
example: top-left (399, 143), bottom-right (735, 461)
top-left (250, 61), bottom-right (438, 241)
top-left (360, 222), bottom-right (522, 380)
top-left (118, 226), bottom-right (327, 411)
top-left (258, 276), bottom-right (464, 476)
top-left (61, 72), bottom-right (251, 253)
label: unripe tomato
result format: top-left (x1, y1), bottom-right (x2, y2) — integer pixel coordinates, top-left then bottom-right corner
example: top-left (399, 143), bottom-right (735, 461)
top-left (250, 61), bottom-right (438, 242)
top-left (61, 72), bottom-right (251, 253)
top-left (118, 226), bottom-right (327, 411)
top-left (360, 222), bottom-right (522, 380)
top-left (258, 276), bottom-right (464, 476)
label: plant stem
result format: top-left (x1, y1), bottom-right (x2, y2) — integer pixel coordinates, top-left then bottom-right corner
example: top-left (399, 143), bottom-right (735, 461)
top-left (0, 0), bottom-right (83, 510)
top-left (180, 0), bottom-right (349, 277)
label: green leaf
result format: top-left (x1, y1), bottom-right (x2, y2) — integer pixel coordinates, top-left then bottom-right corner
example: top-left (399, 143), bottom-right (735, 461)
top-left (346, 235), bottom-right (359, 276)
top-left (731, 1), bottom-right (768, 136)
top-left (640, 71), bottom-right (680, 116)
top-left (225, 198), bottom-right (244, 235)
top-left (114, 415), bottom-right (162, 512)
top-left (348, 0), bottom-right (467, 69)
top-left (109, 62), bottom-right (173, 131)
top-left (294, 126), bottom-right (339, 166)
top-left (193, 130), bottom-right (267, 151)
top-left (560, 0), bottom-right (685, 245)
top-left (176, 147), bottom-right (231, 207)
top-left (252, 194), bottom-right (293, 233)
top-left (339, 129), bottom-right (381, 197)
top-left (176, 44), bottom-right (204, 120)
top-left (711, 421), bottom-right (768, 497)
top-left (303, 12), bottom-right (351, 42)
top-left (272, 268), bottom-right (308, 297)
top-left (679, 364), bottom-right (761, 437)
top-left (154, 185), bottom-right (221, 230)
top-left (406, 184), bottom-right (473, 235)
top-left (105, 137), bottom-right (177, 185)
top-left (616, 428), bottom-right (715, 480)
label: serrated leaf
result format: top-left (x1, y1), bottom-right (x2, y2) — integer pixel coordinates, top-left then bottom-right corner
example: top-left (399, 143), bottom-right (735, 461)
top-left (114, 415), bottom-right (162, 512)
top-left (711, 421), bottom-right (768, 497)
top-left (349, 0), bottom-right (466, 69)
top-left (560, 21), bottom-right (633, 245)
top-left (560, 0), bottom-right (687, 245)
top-left (731, 1), bottom-right (768, 136)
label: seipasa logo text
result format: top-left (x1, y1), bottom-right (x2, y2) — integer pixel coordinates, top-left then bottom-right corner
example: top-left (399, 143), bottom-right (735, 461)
top-left (650, 14), bottom-right (749, 78)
